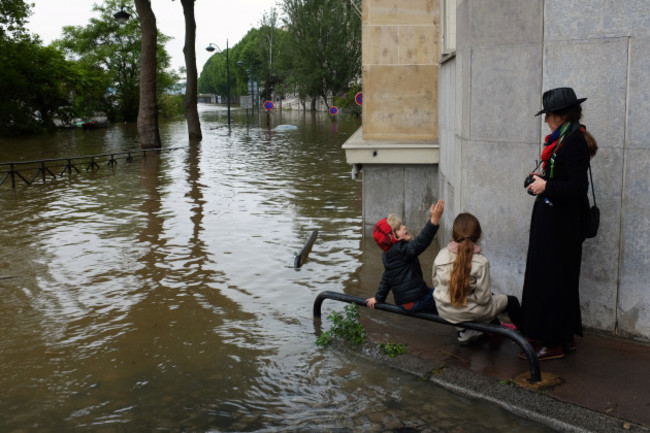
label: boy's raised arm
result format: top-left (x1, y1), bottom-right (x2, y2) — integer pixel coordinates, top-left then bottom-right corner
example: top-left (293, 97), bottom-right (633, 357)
top-left (430, 200), bottom-right (445, 225)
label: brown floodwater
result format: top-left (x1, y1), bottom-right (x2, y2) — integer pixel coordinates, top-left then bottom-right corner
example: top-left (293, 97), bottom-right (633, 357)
top-left (0, 106), bottom-right (553, 432)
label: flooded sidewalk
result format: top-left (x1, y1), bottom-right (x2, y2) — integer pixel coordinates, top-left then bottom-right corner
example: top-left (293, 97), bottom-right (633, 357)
top-left (356, 306), bottom-right (650, 432)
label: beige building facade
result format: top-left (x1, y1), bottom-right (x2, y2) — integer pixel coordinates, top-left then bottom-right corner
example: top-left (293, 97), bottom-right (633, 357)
top-left (343, 1), bottom-right (441, 231)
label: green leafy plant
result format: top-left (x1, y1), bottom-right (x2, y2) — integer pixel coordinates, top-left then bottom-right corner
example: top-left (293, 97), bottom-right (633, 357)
top-left (333, 83), bottom-right (362, 118)
top-left (377, 341), bottom-right (407, 358)
top-left (316, 304), bottom-right (366, 347)
top-left (158, 94), bottom-right (184, 118)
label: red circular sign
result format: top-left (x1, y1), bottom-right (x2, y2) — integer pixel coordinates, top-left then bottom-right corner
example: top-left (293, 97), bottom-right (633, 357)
top-left (329, 106), bottom-right (338, 116)
top-left (263, 100), bottom-right (274, 111)
top-left (355, 92), bottom-right (362, 106)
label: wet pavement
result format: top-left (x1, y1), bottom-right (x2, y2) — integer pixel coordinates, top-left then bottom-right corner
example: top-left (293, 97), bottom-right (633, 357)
top-left (358, 308), bottom-right (650, 432)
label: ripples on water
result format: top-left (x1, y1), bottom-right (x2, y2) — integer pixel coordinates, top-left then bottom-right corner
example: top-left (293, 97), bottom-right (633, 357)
top-left (0, 107), bottom-right (551, 432)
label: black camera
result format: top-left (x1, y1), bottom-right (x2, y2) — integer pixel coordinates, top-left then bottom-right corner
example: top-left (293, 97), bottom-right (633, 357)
top-left (524, 159), bottom-right (541, 196)
top-left (524, 174), bottom-right (536, 196)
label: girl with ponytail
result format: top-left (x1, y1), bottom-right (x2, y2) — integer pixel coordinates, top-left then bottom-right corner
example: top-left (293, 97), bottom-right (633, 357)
top-left (433, 213), bottom-right (523, 344)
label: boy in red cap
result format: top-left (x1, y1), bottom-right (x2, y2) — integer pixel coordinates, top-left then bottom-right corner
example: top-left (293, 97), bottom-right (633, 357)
top-left (366, 200), bottom-right (445, 313)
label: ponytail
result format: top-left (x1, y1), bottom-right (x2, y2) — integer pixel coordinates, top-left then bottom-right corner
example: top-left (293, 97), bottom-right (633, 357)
top-left (448, 213), bottom-right (482, 307)
top-left (582, 127), bottom-right (598, 158)
top-left (449, 238), bottom-right (474, 307)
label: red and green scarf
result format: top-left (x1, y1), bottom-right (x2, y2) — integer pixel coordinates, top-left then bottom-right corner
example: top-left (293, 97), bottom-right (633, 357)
top-left (541, 122), bottom-right (573, 177)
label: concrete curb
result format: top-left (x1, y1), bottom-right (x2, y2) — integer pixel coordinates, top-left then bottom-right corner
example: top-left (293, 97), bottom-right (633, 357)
top-left (361, 346), bottom-right (649, 433)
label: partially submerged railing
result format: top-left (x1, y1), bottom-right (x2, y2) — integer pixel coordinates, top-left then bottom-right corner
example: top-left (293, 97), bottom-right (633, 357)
top-left (294, 229), bottom-right (318, 268)
top-left (0, 147), bottom-right (184, 189)
top-left (313, 290), bottom-right (541, 383)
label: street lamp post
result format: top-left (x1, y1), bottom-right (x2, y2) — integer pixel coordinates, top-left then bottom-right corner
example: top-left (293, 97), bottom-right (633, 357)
top-left (205, 40), bottom-right (230, 126)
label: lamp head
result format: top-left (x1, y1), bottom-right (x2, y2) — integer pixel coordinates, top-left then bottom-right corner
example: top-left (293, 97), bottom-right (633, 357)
top-left (114, 6), bottom-right (130, 23)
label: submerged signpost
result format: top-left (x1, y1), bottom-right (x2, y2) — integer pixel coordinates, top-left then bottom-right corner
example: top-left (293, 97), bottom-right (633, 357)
top-left (241, 95), bottom-right (253, 128)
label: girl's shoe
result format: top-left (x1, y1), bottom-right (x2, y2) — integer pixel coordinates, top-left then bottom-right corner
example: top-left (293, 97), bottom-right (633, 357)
top-left (519, 345), bottom-right (565, 361)
top-left (457, 329), bottom-right (483, 344)
top-left (536, 345), bottom-right (565, 360)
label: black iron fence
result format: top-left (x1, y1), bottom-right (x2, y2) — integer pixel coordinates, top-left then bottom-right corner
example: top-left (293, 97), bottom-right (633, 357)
top-left (0, 147), bottom-right (184, 189)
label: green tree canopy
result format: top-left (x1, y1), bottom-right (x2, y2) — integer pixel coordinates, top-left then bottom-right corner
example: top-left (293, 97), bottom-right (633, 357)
top-left (198, 28), bottom-right (265, 100)
top-left (0, 2), bottom-right (95, 135)
top-left (55, 0), bottom-right (177, 123)
top-left (0, 0), bottom-right (32, 40)
top-left (281, 0), bottom-right (361, 108)
top-left (0, 37), bottom-right (83, 134)
top-left (198, 1), bottom-right (362, 112)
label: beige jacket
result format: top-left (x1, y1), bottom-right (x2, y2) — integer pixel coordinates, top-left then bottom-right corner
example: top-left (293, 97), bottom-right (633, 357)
top-left (432, 247), bottom-right (507, 324)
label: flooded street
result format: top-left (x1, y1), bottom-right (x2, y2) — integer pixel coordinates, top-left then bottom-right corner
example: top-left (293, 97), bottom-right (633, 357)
top-left (0, 106), bottom-right (552, 432)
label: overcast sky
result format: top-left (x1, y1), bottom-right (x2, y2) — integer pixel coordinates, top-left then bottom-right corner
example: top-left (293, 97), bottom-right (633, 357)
top-left (26, 0), bottom-right (280, 73)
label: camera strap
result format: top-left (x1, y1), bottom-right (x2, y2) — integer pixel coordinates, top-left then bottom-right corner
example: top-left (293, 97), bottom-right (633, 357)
top-left (588, 160), bottom-right (596, 206)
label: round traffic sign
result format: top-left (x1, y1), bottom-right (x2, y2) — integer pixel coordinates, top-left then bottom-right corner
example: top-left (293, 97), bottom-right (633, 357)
top-left (329, 106), bottom-right (338, 116)
top-left (263, 100), bottom-right (274, 111)
top-left (355, 92), bottom-right (362, 106)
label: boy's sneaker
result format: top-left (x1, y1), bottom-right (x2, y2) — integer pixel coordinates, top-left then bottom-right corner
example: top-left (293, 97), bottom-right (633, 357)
top-left (500, 321), bottom-right (517, 331)
top-left (457, 329), bottom-right (483, 344)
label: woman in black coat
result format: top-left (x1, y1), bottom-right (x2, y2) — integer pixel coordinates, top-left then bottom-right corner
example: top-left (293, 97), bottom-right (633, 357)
top-left (521, 87), bottom-right (598, 361)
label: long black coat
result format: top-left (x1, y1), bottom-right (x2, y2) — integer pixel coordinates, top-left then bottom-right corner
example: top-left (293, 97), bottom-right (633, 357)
top-left (374, 221), bottom-right (439, 305)
top-left (521, 126), bottom-right (590, 345)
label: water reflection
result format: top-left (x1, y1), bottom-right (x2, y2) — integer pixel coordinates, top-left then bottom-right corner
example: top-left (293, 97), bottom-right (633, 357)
top-left (0, 106), bottom-right (552, 431)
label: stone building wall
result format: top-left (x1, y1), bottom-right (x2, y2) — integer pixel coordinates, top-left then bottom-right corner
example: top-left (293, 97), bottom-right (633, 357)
top-left (439, 0), bottom-right (650, 341)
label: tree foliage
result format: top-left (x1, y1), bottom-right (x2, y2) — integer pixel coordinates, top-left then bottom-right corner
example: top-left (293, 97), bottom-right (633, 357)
top-left (0, 37), bottom-right (82, 135)
top-left (198, 29), bottom-right (258, 100)
top-left (333, 82), bottom-right (362, 118)
top-left (55, 0), bottom-right (176, 124)
top-left (281, 0), bottom-right (361, 108)
top-left (257, 8), bottom-right (292, 101)
top-left (198, 1), bottom-right (361, 111)
top-left (0, 1), bottom-right (90, 135)
top-left (0, 0), bottom-right (31, 40)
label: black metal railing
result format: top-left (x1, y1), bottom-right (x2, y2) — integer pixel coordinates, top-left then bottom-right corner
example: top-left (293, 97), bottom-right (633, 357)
top-left (313, 290), bottom-right (541, 382)
top-left (294, 229), bottom-right (319, 268)
top-left (0, 147), bottom-right (185, 189)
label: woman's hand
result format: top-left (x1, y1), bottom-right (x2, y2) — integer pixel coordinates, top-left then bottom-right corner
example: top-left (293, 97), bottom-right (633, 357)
top-left (430, 200), bottom-right (445, 225)
top-left (528, 175), bottom-right (547, 195)
top-left (366, 297), bottom-right (377, 309)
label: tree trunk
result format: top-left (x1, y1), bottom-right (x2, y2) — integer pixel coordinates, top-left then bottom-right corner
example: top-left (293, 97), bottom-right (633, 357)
top-left (135, 0), bottom-right (161, 149)
top-left (181, 0), bottom-right (202, 142)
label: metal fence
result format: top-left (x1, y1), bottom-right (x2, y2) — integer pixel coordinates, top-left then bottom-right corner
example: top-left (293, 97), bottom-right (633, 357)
top-left (0, 147), bottom-right (184, 189)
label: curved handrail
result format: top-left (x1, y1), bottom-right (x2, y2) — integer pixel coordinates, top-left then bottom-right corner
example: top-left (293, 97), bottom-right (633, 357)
top-left (313, 290), bottom-right (541, 383)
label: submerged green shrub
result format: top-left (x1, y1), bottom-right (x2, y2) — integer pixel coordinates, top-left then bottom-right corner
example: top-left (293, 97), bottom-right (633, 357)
top-left (316, 304), bottom-right (366, 347)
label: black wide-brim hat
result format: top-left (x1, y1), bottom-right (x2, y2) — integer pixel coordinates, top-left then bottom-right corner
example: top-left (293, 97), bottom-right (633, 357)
top-left (535, 87), bottom-right (587, 116)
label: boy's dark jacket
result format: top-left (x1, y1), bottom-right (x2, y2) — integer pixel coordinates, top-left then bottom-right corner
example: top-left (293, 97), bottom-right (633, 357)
top-left (374, 221), bottom-right (439, 305)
